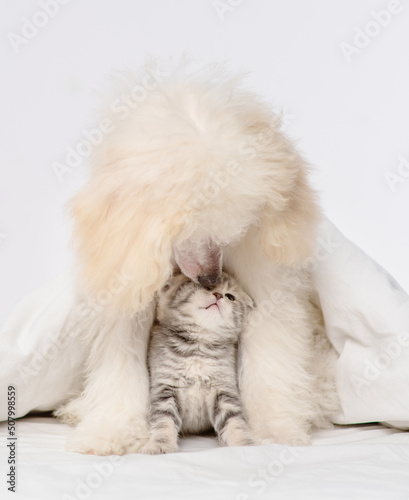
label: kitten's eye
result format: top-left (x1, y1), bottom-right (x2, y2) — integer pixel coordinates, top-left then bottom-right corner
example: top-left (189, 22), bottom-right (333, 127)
top-left (225, 293), bottom-right (235, 301)
top-left (162, 284), bottom-right (170, 292)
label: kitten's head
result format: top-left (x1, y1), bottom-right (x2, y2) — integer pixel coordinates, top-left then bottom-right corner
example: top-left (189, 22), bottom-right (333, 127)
top-left (156, 270), bottom-right (254, 337)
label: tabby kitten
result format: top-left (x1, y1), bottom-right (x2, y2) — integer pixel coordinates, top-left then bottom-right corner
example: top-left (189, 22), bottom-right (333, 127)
top-left (140, 271), bottom-right (255, 454)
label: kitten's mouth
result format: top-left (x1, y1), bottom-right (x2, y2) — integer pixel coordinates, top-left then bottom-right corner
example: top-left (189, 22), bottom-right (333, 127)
top-left (205, 303), bottom-right (219, 310)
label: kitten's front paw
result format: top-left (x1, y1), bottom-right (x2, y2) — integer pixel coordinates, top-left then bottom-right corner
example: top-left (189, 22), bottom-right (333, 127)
top-left (221, 422), bottom-right (255, 447)
top-left (225, 434), bottom-right (255, 447)
top-left (139, 439), bottom-right (178, 455)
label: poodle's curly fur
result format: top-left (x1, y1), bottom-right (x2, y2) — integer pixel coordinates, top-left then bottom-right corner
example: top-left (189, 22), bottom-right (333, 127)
top-left (55, 60), bottom-right (338, 455)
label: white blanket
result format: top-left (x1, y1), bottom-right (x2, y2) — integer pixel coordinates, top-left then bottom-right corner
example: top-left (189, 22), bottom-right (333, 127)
top-left (1, 217), bottom-right (409, 427)
top-left (1, 417), bottom-right (409, 499)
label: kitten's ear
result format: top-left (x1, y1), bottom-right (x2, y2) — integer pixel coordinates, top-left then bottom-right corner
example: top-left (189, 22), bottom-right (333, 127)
top-left (172, 267), bottom-right (182, 277)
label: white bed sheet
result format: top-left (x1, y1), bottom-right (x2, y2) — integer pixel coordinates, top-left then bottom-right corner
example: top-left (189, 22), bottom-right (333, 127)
top-left (1, 417), bottom-right (409, 500)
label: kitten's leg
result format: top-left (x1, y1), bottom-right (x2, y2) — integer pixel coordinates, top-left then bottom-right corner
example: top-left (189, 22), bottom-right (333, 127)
top-left (139, 385), bottom-right (181, 455)
top-left (210, 389), bottom-right (254, 447)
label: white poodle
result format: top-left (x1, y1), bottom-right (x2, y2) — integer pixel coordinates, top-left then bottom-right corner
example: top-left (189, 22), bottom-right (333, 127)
top-left (55, 59), bottom-right (339, 455)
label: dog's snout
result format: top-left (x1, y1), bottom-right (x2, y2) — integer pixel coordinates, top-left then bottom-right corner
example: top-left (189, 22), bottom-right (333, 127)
top-left (174, 238), bottom-right (223, 288)
top-left (198, 273), bottom-right (221, 289)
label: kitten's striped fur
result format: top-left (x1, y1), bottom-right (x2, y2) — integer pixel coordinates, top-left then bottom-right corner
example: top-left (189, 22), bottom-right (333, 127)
top-left (140, 271), bottom-right (255, 454)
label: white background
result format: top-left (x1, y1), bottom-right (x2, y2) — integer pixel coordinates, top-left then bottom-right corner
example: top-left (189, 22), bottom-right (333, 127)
top-left (1, 0), bottom-right (408, 313)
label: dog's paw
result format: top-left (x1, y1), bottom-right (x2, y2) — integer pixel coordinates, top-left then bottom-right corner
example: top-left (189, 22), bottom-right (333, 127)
top-left (250, 418), bottom-right (312, 446)
top-left (67, 419), bottom-right (150, 456)
top-left (256, 432), bottom-right (311, 446)
top-left (67, 432), bottom-right (127, 456)
top-left (139, 439), bottom-right (178, 455)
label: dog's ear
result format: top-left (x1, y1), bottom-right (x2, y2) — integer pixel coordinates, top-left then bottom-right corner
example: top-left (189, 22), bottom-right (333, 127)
top-left (259, 159), bottom-right (320, 267)
top-left (70, 179), bottom-right (177, 315)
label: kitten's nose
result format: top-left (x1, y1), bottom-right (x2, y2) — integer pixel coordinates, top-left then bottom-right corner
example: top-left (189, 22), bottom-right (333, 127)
top-left (213, 292), bottom-right (223, 301)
